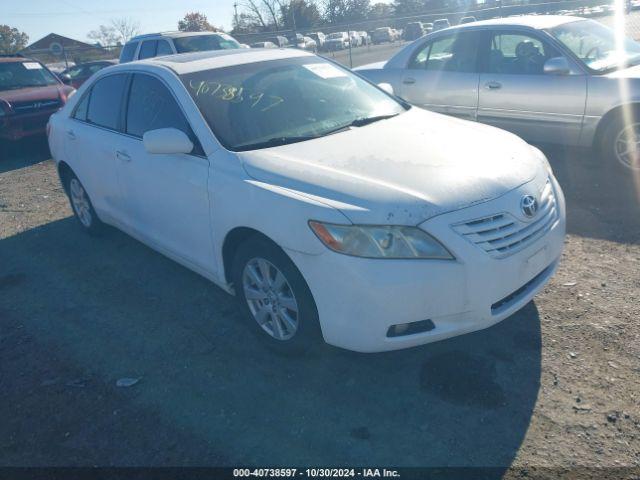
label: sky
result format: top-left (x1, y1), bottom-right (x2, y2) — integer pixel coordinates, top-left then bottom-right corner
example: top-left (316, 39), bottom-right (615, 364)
top-left (7, 0), bottom-right (393, 46)
top-left (6, 0), bottom-right (240, 45)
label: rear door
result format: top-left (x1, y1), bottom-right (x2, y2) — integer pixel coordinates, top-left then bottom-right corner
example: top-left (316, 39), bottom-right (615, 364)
top-left (113, 73), bottom-right (213, 270)
top-left (477, 29), bottom-right (587, 144)
top-left (64, 73), bottom-right (129, 222)
top-left (398, 30), bottom-right (482, 121)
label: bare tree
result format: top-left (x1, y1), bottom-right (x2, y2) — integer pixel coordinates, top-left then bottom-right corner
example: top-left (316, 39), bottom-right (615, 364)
top-left (87, 25), bottom-right (119, 46)
top-left (110, 17), bottom-right (141, 43)
top-left (262, 0), bottom-right (282, 29)
top-left (241, 0), bottom-right (270, 29)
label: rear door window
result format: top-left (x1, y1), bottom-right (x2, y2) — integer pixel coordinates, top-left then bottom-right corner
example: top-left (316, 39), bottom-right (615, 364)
top-left (138, 40), bottom-right (158, 60)
top-left (86, 74), bottom-right (128, 130)
top-left (409, 32), bottom-right (480, 72)
top-left (156, 40), bottom-right (173, 56)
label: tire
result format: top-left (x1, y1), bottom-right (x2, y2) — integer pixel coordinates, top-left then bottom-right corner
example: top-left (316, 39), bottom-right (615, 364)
top-left (232, 236), bottom-right (322, 354)
top-left (64, 171), bottom-right (105, 235)
top-left (599, 109), bottom-right (640, 172)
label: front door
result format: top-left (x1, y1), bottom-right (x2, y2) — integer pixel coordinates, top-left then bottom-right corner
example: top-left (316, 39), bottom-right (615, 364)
top-left (477, 30), bottom-right (587, 145)
top-left (114, 73), bottom-right (214, 271)
top-left (398, 30), bottom-right (482, 121)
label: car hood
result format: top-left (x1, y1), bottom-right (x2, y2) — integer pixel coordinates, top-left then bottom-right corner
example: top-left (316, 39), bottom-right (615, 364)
top-left (0, 84), bottom-right (69, 109)
top-left (353, 61), bottom-right (387, 71)
top-left (239, 108), bottom-right (547, 225)
top-left (606, 63), bottom-right (640, 79)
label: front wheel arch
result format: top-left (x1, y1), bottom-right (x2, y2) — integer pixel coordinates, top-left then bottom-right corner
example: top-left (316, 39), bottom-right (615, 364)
top-left (593, 103), bottom-right (640, 149)
top-left (57, 161), bottom-right (74, 195)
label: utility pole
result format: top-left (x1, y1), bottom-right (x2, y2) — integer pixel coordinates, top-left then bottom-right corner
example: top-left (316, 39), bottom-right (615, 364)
top-left (291, 0), bottom-right (298, 44)
top-left (233, 2), bottom-right (239, 30)
top-left (347, 23), bottom-right (353, 68)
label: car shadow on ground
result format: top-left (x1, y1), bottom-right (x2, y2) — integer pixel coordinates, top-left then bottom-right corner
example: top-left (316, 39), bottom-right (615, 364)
top-left (541, 144), bottom-right (640, 244)
top-left (1, 216), bottom-right (542, 471)
top-left (0, 136), bottom-right (51, 174)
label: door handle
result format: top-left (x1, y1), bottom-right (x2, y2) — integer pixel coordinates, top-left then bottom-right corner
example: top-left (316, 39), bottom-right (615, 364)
top-left (66, 129), bottom-right (76, 140)
top-left (116, 150), bottom-right (131, 162)
top-left (484, 81), bottom-right (502, 90)
top-left (403, 77), bottom-right (416, 85)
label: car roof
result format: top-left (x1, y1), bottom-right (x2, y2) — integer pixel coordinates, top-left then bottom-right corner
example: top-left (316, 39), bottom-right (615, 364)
top-left (0, 56), bottom-right (35, 64)
top-left (124, 47), bottom-right (312, 75)
top-left (449, 14), bottom-right (583, 31)
top-left (129, 31), bottom-right (229, 42)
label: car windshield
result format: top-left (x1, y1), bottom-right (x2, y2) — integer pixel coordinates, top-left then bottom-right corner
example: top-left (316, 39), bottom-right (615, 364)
top-left (173, 34), bottom-right (241, 53)
top-left (0, 61), bottom-right (59, 90)
top-left (181, 56), bottom-right (406, 151)
top-left (549, 19), bottom-right (640, 72)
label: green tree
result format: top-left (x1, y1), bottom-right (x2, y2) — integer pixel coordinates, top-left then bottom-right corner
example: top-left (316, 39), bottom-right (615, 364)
top-left (281, 0), bottom-right (322, 30)
top-left (368, 2), bottom-right (393, 18)
top-left (392, 0), bottom-right (424, 15)
top-left (345, 0), bottom-right (372, 21)
top-left (178, 12), bottom-right (216, 32)
top-left (0, 25), bottom-right (28, 54)
top-left (323, 0), bottom-right (349, 24)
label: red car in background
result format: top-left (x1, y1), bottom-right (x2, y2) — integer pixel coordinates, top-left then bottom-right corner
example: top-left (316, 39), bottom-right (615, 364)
top-left (0, 56), bottom-right (75, 143)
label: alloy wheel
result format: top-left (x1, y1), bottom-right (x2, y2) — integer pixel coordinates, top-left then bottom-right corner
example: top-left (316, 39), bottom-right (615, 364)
top-left (242, 258), bottom-right (299, 341)
top-left (69, 178), bottom-right (93, 227)
top-left (614, 123), bottom-right (640, 170)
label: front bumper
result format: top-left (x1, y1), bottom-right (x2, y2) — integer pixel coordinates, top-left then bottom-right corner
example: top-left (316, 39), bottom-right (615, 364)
top-left (0, 109), bottom-right (57, 141)
top-left (287, 175), bottom-right (566, 353)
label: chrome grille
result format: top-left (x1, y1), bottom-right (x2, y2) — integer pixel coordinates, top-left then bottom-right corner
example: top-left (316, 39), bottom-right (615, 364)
top-left (12, 99), bottom-right (61, 113)
top-left (453, 180), bottom-right (558, 258)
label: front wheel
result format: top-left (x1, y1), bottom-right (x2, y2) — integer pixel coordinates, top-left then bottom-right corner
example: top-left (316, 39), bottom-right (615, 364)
top-left (232, 236), bottom-right (321, 354)
top-left (599, 113), bottom-right (640, 172)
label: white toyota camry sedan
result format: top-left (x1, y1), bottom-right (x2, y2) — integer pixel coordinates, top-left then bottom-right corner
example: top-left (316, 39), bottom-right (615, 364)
top-left (47, 48), bottom-right (566, 353)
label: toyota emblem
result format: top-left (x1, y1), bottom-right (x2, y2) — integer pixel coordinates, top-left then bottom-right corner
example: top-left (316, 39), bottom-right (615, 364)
top-left (520, 195), bottom-right (538, 218)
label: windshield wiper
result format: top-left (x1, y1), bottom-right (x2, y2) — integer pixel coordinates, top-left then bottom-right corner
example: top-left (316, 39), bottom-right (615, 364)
top-left (348, 113), bottom-right (400, 127)
top-left (235, 135), bottom-right (322, 151)
top-left (233, 114), bottom-right (401, 151)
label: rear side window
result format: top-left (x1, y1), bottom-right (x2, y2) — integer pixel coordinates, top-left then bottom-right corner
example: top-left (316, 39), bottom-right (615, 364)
top-left (125, 74), bottom-right (199, 152)
top-left (86, 74), bottom-right (127, 130)
top-left (120, 42), bottom-right (138, 63)
top-left (138, 40), bottom-right (158, 60)
top-left (73, 92), bottom-right (90, 121)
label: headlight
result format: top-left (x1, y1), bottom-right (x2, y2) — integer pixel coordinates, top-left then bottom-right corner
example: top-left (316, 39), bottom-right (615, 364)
top-left (309, 221), bottom-right (454, 259)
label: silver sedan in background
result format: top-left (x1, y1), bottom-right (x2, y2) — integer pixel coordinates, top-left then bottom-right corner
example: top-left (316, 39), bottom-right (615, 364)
top-left (356, 15), bottom-right (640, 170)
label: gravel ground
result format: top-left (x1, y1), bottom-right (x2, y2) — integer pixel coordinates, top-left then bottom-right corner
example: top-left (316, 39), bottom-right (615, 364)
top-left (0, 133), bottom-right (639, 475)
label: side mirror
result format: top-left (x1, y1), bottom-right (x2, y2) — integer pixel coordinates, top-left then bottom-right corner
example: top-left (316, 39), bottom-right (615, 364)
top-left (378, 82), bottom-right (395, 95)
top-left (544, 57), bottom-right (571, 75)
top-left (143, 128), bottom-right (194, 155)
top-left (60, 73), bottom-right (72, 85)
